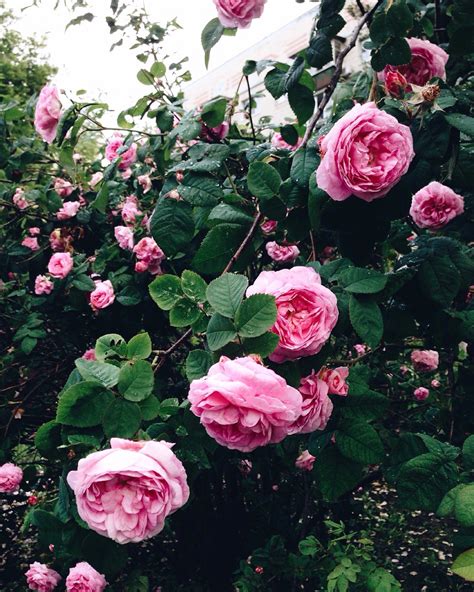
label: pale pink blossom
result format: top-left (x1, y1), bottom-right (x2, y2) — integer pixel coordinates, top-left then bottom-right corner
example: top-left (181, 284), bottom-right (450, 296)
top-left (47, 252), bottom-right (73, 279)
top-left (260, 219), bottom-right (278, 234)
top-left (57, 201), bottom-right (81, 221)
top-left (289, 372), bottom-right (333, 434)
top-left (316, 102), bottom-right (414, 202)
top-left (13, 188), bottom-right (29, 210)
top-left (105, 133), bottom-right (137, 170)
top-left (213, 0), bottom-right (267, 28)
top-left (431, 379), bottom-right (441, 388)
top-left (133, 237), bottom-right (165, 275)
top-left (319, 366), bottom-right (349, 396)
top-left (25, 562), bottom-right (61, 592)
top-left (34, 275), bottom-right (54, 295)
top-left (295, 450), bottom-right (316, 471)
top-left (53, 178), bottom-right (74, 198)
top-left (114, 226), bottom-right (134, 250)
top-left (89, 172), bottom-right (103, 188)
top-left (121, 167), bottom-right (133, 180)
top-left (29, 227), bottom-right (41, 236)
top-left (121, 195), bottom-right (142, 224)
top-left (265, 241), bottom-right (300, 263)
top-left (414, 386), bottom-right (429, 401)
top-left (188, 356), bottom-right (302, 452)
top-left (22, 237), bottom-right (40, 251)
top-left (271, 132), bottom-right (302, 150)
top-left (89, 280), bottom-right (115, 311)
top-left (410, 182), bottom-right (464, 230)
top-left (65, 562), bottom-right (106, 592)
top-left (67, 439), bottom-right (189, 544)
top-left (354, 344), bottom-right (367, 356)
top-left (246, 266), bottom-right (338, 363)
top-left (34, 85), bottom-right (62, 144)
top-left (0, 462), bottom-right (23, 492)
top-left (49, 229), bottom-right (71, 252)
top-left (200, 121), bottom-right (229, 142)
top-left (137, 174), bottom-right (152, 194)
top-left (411, 349), bottom-right (439, 373)
top-left (82, 349), bottom-right (96, 361)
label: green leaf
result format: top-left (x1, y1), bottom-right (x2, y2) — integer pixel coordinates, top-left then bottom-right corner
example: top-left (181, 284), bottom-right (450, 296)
top-left (315, 447), bottom-right (364, 502)
top-left (242, 332), bottom-right (279, 357)
top-left (192, 224), bottom-right (248, 275)
top-left (149, 274), bottom-right (183, 310)
top-left (336, 420), bottom-right (385, 464)
top-left (201, 97), bottom-right (227, 127)
top-left (452, 549), bottom-right (474, 582)
top-left (288, 83), bottom-right (315, 125)
top-left (90, 182), bottom-right (109, 213)
top-left (127, 333), bottom-right (152, 360)
top-left (437, 484), bottom-right (466, 518)
top-left (338, 268), bottom-right (388, 294)
top-left (180, 173), bottom-right (223, 206)
top-left (386, 0), bottom-right (413, 37)
top-left (81, 532), bottom-right (128, 579)
top-left (103, 399), bottom-right (142, 438)
top-left (206, 314), bottom-right (237, 351)
top-left (264, 67), bottom-right (288, 99)
top-left (306, 34), bottom-right (332, 68)
top-left (118, 360), bottom-right (154, 402)
top-left (247, 162), bottom-right (282, 200)
top-left (137, 69), bottom-right (154, 85)
top-left (367, 568), bottom-right (401, 592)
top-left (201, 18), bottom-right (224, 67)
top-left (181, 270), bottom-right (208, 302)
top-left (169, 298), bottom-right (201, 327)
top-left (349, 295), bottom-right (383, 348)
top-left (298, 536), bottom-right (320, 557)
top-left (342, 369), bottom-right (388, 420)
top-left (290, 146), bottom-right (319, 188)
top-left (206, 273), bottom-right (249, 318)
top-left (455, 484), bottom-right (474, 527)
top-left (35, 421), bottom-right (63, 459)
top-left (116, 286), bottom-right (141, 307)
top-left (418, 254), bottom-right (461, 308)
top-left (139, 395), bottom-right (160, 421)
top-left (444, 113), bottom-right (474, 138)
top-left (55, 477), bottom-right (70, 523)
top-left (75, 360), bottom-right (120, 388)
top-left (463, 435), bottom-right (474, 471)
top-left (150, 197), bottom-right (195, 257)
top-left (372, 37), bottom-right (411, 71)
top-left (235, 294), bottom-right (277, 338)
top-left (95, 334), bottom-right (127, 361)
top-left (57, 382), bottom-right (114, 427)
top-left (186, 350), bottom-right (213, 382)
top-left (150, 61), bottom-right (166, 78)
top-left (308, 186), bottom-right (328, 232)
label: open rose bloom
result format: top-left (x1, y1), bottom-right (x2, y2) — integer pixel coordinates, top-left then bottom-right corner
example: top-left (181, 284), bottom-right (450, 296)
top-left (409, 181), bottom-right (464, 230)
top-left (265, 241), bottom-right (300, 263)
top-left (65, 562), bottom-right (106, 592)
top-left (188, 356), bottom-right (303, 452)
top-left (246, 267), bottom-right (338, 363)
top-left (34, 85), bottom-right (62, 144)
top-left (318, 366), bottom-right (349, 396)
top-left (105, 134), bottom-right (137, 170)
top-left (25, 562), bottom-right (61, 592)
top-left (89, 280), bottom-right (115, 310)
top-left (411, 349), bottom-right (439, 373)
top-left (67, 439), bottom-right (189, 544)
top-left (213, 0), bottom-right (266, 29)
top-left (316, 102), bottom-right (414, 202)
top-left (47, 252), bottom-right (73, 279)
top-left (0, 462), bottom-right (23, 492)
top-left (289, 372), bottom-right (333, 434)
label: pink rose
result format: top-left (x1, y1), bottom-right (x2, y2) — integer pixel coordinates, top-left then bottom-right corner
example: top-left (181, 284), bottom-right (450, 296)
top-left (411, 349), bottom-right (439, 373)
top-left (67, 439), bottom-right (189, 544)
top-left (121, 195), bottom-right (142, 224)
top-left (121, 167), bottom-right (133, 180)
top-left (265, 241), bottom-right (299, 263)
top-left (316, 102), bottom-right (414, 202)
top-left (295, 450), bottom-right (316, 471)
top-left (26, 563), bottom-right (61, 592)
top-left (49, 229), bottom-right (71, 252)
top-left (137, 174), bottom-right (152, 194)
top-left (22, 237), bottom-right (40, 251)
top-left (89, 280), bottom-right (115, 311)
top-left (354, 344), bottom-right (367, 356)
top-left (82, 348), bottom-right (97, 361)
top-left (53, 178), bottom-right (74, 198)
top-left (13, 188), bottom-right (29, 210)
top-left (200, 121), bottom-right (229, 142)
top-left (133, 237), bottom-right (165, 275)
top-left (431, 379), bottom-right (441, 388)
top-left (0, 462), bottom-right (23, 492)
top-left (34, 85), bottom-right (62, 144)
top-left (246, 266), bottom-right (338, 363)
top-left (34, 275), bottom-right (54, 295)
top-left (57, 201), bottom-right (81, 220)
top-left (47, 252), bottom-right (73, 279)
top-left (188, 356), bottom-right (302, 452)
top-left (213, 0), bottom-right (266, 28)
top-left (289, 371), bottom-right (333, 434)
top-left (384, 70), bottom-right (409, 98)
top-left (114, 226), bottom-right (134, 250)
top-left (414, 386), bottom-right (429, 401)
top-left (409, 181), bottom-right (464, 230)
top-left (381, 38), bottom-right (449, 87)
top-left (89, 172), bottom-right (103, 188)
top-left (29, 227), bottom-right (41, 236)
top-left (260, 219), bottom-right (278, 234)
top-left (65, 562), bottom-right (106, 592)
top-left (319, 366), bottom-right (349, 396)
top-left (271, 132), bottom-right (302, 150)
top-left (105, 134), bottom-right (137, 170)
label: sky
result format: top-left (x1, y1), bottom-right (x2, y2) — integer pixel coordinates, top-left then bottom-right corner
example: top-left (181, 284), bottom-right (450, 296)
top-left (6, 0), bottom-right (313, 121)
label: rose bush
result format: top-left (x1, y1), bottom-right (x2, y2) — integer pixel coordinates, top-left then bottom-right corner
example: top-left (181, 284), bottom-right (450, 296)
top-left (1, 0), bottom-right (473, 590)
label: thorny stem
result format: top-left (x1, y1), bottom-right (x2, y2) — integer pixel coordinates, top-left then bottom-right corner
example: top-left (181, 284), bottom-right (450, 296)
top-left (301, 0), bottom-right (384, 148)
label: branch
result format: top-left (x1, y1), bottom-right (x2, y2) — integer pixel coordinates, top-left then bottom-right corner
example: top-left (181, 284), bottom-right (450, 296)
top-left (245, 75), bottom-right (257, 145)
top-left (301, 0), bottom-right (384, 148)
top-left (223, 211), bottom-right (262, 274)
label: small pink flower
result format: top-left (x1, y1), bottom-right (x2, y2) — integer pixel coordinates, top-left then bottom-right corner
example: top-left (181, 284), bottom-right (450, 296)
top-left (255, 566), bottom-right (264, 575)
top-left (13, 188), bottom-right (29, 210)
top-left (53, 178), bottom-right (74, 198)
top-left (400, 365), bottom-right (410, 375)
top-left (0, 462), bottom-right (23, 492)
top-left (271, 132), bottom-right (302, 150)
top-left (89, 172), bottom-right (103, 188)
top-left (265, 241), bottom-right (299, 263)
top-left (133, 237), bottom-right (165, 275)
top-left (121, 167), bottom-right (133, 180)
top-left (82, 349), bottom-right (96, 361)
top-left (29, 227), bottom-right (41, 236)
top-left (105, 133), bottom-right (137, 170)
top-left (295, 450), bottom-right (316, 471)
top-left (65, 562), bottom-right (107, 592)
top-left (414, 386), bottom-right (429, 401)
top-left (121, 195), bottom-right (142, 224)
top-left (137, 174), bottom-right (152, 194)
top-left (384, 70), bottom-right (409, 98)
top-left (22, 237), bottom-right (40, 251)
top-left (260, 219), bottom-right (278, 234)
top-left (318, 366), bottom-right (349, 396)
top-left (410, 182), bottom-right (464, 230)
top-left (289, 371), bottom-right (333, 434)
top-left (411, 349), bottom-right (439, 373)
top-left (28, 495), bottom-right (38, 506)
top-left (49, 229), bottom-right (71, 252)
top-left (114, 226), bottom-right (134, 250)
top-left (34, 85), bottom-right (62, 144)
top-left (431, 379), bottom-right (441, 388)
top-left (354, 344), bottom-right (367, 356)
top-left (47, 252), bottom-right (73, 279)
top-left (213, 0), bottom-right (267, 28)
top-left (57, 201), bottom-right (81, 220)
top-left (200, 121), bottom-right (229, 142)
top-left (25, 562), bottom-right (61, 592)
top-left (35, 275), bottom-right (54, 295)
top-left (89, 280), bottom-right (115, 311)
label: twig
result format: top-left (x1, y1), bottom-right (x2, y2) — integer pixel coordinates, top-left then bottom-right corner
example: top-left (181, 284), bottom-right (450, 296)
top-left (356, 0), bottom-right (366, 16)
top-left (223, 211), bottom-right (262, 273)
top-left (245, 75), bottom-right (257, 145)
top-left (301, 0), bottom-right (384, 148)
